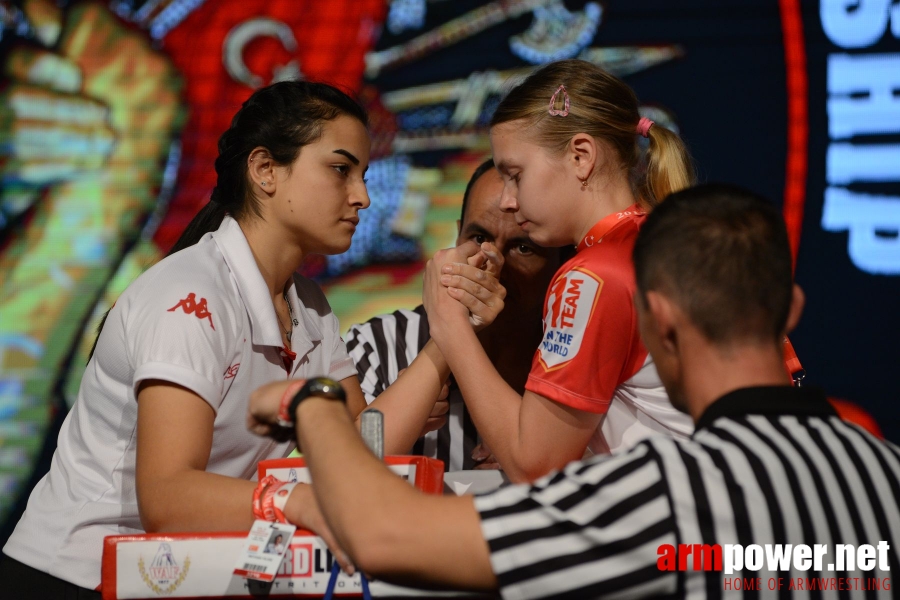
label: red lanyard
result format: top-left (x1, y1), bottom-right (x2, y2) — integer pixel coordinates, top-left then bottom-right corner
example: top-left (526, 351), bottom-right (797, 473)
top-left (783, 337), bottom-right (805, 386)
top-left (577, 204), bottom-right (645, 252)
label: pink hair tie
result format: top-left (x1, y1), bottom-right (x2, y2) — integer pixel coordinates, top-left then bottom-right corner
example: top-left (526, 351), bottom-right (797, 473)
top-left (636, 117), bottom-right (654, 138)
top-left (548, 84), bottom-right (570, 117)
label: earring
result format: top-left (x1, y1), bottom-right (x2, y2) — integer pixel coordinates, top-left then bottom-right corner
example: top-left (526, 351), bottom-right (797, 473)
top-left (261, 182), bottom-right (267, 187)
top-left (581, 179), bottom-right (588, 188)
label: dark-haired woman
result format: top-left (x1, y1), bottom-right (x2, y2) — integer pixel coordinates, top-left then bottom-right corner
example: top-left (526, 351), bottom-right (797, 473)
top-left (0, 81), bottom-right (503, 597)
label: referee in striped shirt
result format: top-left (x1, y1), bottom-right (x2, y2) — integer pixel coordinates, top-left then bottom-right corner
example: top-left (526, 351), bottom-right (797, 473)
top-left (250, 183), bottom-right (899, 598)
top-left (345, 159), bottom-right (562, 470)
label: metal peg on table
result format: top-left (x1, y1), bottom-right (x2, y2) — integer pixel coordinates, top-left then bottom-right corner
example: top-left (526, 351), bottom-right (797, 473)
top-left (360, 408), bottom-right (384, 460)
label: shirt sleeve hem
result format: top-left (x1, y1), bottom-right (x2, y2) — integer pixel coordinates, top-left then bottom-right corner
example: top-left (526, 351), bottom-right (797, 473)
top-left (134, 362), bottom-right (222, 412)
top-left (329, 357), bottom-right (357, 382)
top-left (526, 376), bottom-right (612, 414)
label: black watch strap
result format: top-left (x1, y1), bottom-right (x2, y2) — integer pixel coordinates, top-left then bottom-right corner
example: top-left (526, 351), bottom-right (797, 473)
top-left (287, 376), bottom-right (346, 422)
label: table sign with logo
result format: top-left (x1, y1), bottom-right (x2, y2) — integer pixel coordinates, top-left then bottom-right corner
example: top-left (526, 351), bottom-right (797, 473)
top-left (101, 531), bottom-right (363, 598)
top-left (101, 522), bottom-right (488, 598)
top-left (99, 456), bottom-right (447, 599)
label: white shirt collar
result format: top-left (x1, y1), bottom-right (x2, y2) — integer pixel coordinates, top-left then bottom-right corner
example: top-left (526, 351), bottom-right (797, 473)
top-left (284, 275), bottom-right (322, 361)
top-left (212, 216), bottom-right (322, 350)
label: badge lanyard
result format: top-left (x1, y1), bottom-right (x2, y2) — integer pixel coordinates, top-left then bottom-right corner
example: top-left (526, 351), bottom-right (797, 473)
top-left (323, 562), bottom-right (372, 600)
top-left (325, 410), bottom-right (383, 600)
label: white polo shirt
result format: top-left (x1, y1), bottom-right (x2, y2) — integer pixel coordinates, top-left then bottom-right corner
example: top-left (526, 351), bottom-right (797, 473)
top-left (3, 216), bottom-right (355, 589)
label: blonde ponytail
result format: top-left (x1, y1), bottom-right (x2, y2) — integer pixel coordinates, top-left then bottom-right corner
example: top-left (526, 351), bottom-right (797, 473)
top-left (644, 124), bottom-right (695, 207)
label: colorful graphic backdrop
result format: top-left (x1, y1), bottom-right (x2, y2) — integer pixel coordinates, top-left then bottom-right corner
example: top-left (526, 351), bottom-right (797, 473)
top-left (1, 0), bottom-right (898, 540)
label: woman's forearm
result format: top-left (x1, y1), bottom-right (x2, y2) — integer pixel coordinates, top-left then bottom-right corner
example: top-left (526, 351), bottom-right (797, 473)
top-left (360, 339), bottom-right (451, 455)
top-left (138, 471), bottom-right (256, 532)
top-left (429, 319), bottom-right (535, 478)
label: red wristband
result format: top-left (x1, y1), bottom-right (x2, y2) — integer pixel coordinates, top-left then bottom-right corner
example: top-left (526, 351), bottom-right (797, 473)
top-left (277, 380), bottom-right (307, 428)
top-left (252, 478), bottom-right (268, 520)
top-left (253, 475), bottom-right (300, 524)
top-left (256, 475), bottom-right (298, 523)
top-left (253, 475), bottom-right (279, 521)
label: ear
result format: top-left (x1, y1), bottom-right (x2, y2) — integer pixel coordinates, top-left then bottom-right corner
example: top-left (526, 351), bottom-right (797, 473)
top-left (784, 284), bottom-right (805, 334)
top-left (567, 133), bottom-right (598, 183)
top-left (247, 147), bottom-right (276, 194)
top-left (643, 290), bottom-right (680, 355)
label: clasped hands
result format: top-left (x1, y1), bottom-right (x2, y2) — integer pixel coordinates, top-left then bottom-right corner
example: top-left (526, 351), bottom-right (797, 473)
top-left (423, 240), bottom-right (507, 335)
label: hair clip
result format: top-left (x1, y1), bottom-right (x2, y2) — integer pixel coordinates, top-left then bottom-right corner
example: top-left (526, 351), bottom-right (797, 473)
top-left (548, 84), bottom-right (570, 117)
top-left (636, 117), bottom-right (654, 138)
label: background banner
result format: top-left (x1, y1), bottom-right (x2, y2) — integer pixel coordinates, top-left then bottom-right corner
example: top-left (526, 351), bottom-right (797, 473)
top-left (1, 0), bottom-right (898, 542)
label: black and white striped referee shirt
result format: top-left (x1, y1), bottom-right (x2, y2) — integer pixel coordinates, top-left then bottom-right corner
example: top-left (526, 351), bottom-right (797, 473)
top-left (345, 305), bottom-right (479, 471)
top-left (474, 386), bottom-right (900, 599)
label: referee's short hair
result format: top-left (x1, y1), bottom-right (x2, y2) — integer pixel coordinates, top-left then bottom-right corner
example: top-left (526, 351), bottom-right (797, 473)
top-left (460, 158), bottom-right (496, 226)
top-left (633, 183), bottom-right (793, 346)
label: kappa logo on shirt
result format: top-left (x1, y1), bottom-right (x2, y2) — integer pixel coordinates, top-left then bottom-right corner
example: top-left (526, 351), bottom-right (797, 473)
top-left (539, 267), bottom-right (602, 371)
top-left (167, 293), bottom-right (215, 330)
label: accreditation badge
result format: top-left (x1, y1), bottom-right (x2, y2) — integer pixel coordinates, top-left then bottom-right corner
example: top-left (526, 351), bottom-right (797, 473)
top-left (233, 520), bottom-right (296, 582)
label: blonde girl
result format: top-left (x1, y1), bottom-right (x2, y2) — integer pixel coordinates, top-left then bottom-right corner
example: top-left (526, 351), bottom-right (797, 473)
top-left (425, 59), bottom-right (696, 482)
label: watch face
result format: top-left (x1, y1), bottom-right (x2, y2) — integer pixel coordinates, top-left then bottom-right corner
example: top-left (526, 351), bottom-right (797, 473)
top-left (306, 377), bottom-right (345, 400)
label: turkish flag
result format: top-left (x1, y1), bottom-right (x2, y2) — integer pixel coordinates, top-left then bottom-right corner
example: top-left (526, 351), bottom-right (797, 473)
top-left (154, 0), bottom-right (386, 251)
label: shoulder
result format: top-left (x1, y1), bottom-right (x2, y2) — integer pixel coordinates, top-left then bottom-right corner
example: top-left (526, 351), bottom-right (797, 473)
top-left (577, 438), bottom-right (663, 479)
top-left (291, 273), bottom-right (334, 317)
top-left (350, 306), bottom-right (427, 331)
top-left (584, 229), bottom-right (638, 272)
top-left (128, 244), bottom-right (227, 300)
top-left (547, 253), bottom-right (634, 310)
top-left (119, 242), bottom-right (241, 334)
top-left (555, 240), bottom-right (637, 303)
top-left (346, 306), bottom-right (428, 348)
top-left (477, 442), bottom-right (668, 518)
top-left (547, 439), bottom-right (676, 500)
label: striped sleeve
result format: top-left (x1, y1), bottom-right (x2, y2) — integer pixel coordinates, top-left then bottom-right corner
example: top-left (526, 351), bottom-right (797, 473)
top-left (345, 307), bottom-right (428, 403)
top-left (345, 322), bottom-right (386, 404)
top-left (345, 306), bottom-right (480, 471)
top-left (474, 443), bottom-right (678, 599)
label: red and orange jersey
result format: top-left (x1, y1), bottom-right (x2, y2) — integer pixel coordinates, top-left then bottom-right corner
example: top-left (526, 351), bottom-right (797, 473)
top-left (527, 206), bottom-right (650, 414)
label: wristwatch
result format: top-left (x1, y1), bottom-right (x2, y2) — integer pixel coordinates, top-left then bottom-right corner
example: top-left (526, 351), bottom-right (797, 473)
top-left (287, 376), bottom-right (346, 423)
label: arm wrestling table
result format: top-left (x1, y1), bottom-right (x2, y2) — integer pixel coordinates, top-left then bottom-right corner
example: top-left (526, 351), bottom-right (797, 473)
top-left (100, 457), bottom-right (505, 599)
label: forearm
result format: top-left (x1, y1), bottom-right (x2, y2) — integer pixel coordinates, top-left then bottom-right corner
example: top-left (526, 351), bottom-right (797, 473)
top-left (138, 471), bottom-right (256, 532)
top-left (297, 399), bottom-right (495, 590)
top-left (305, 399), bottom-right (424, 546)
top-left (136, 381), bottom-right (263, 533)
top-left (359, 339), bottom-right (451, 455)
top-left (432, 321), bottom-right (537, 482)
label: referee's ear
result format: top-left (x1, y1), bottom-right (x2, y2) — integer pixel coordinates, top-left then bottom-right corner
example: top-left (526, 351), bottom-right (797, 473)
top-left (783, 284), bottom-right (805, 336)
top-left (636, 290), bottom-right (681, 360)
top-left (646, 290), bottom-right (681, 354)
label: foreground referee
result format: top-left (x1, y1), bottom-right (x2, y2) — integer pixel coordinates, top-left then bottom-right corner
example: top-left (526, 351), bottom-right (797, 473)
top-left (249, 183), bottom-right (900, 598)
